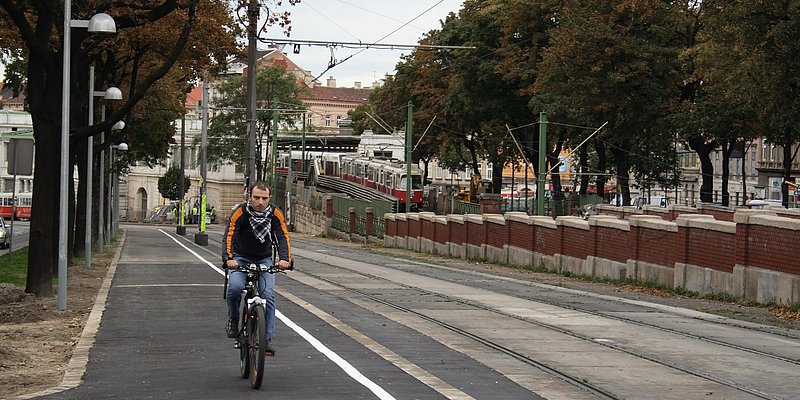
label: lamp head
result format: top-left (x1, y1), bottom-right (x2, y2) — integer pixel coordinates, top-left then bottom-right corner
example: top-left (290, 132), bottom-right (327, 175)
top-left (104, 87), bottom-right (123, 101)
top-left (87, 13), bottom-right (116, 33)
top-left (112, 120), bottom-right (126, 130)
top-left (117, 143), bottom-right (129, 151)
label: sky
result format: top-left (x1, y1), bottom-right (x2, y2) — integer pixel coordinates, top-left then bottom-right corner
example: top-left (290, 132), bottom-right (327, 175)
top-left (271, 0), bottom-right (464, 88)
top-left (0, 1), bottom-right (465, 87)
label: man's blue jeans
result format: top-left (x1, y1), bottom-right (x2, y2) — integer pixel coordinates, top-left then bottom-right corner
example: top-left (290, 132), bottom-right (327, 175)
top-left (226, 256), bottom-right (276, 340)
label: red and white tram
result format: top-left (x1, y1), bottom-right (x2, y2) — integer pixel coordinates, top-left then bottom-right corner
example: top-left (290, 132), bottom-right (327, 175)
top-left (0, 192), bottom-right (32, 220)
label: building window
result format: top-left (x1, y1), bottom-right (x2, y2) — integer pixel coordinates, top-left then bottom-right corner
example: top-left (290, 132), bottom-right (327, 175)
top-left (325, 115), bottom-right (332, 127)
top-left (336, 115), bottom-right (342, 127)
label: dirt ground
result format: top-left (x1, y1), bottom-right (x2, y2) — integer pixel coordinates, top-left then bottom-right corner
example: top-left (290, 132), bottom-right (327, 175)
top-left (0, 260), bottom-right (109, 399)
top-left (0, 239), bottom-right (798, 399)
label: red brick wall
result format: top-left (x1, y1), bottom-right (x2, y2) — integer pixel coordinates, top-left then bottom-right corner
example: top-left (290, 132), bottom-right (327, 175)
top-left (508, 220), bottom-right (533, 249)
top-left (450, 221), bottom-right (466, 244)
top-left (386, 218), bottom-right (396, 237)
top-left (533, 225), bottom-right (560, 256)
top-left (397, 218), bottom-right (408, 237)
top-left (421, 219), bottom-right (435, 241)
top-left (632, 226), bottom-right (677, 266)
top-left (434, 222), bottom-right (448, 244)
top-left (409, 218), bottom-right (421, 238)
top-left (682, 227), bottom-right (736, 273)
top-left (742, 225), bottom-right (800, 275)
top-left (465, 221), bottom-right (486, 246)
top-left (594, 226), bottom-right (631, 263)
top-left (560, 226), bottom-right (592, 259)
top-left (486, 221), bottom-right (507, 249)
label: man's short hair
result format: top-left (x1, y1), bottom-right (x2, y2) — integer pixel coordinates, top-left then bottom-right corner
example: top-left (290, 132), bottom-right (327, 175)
top-left (249, 181), bottom-right (270, 195)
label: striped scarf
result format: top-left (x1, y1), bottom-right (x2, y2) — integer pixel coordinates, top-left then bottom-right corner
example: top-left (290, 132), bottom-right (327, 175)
top-left (246, 202), bottom-right (273, 243)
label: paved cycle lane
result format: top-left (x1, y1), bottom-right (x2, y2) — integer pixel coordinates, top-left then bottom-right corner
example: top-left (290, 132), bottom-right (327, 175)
top-left (22, 225), bottom-right (423, 400)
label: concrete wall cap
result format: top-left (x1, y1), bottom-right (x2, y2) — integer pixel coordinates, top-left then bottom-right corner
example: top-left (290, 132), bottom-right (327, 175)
top-left (419, 212), bottom-right (437, 222)
top-left (532, 216), bottom-right (557, 229)
top-left (557, 216), bottom-right (590, 231)
top-left (384, 214), bottom-right (396, 221)
top-left (485, 215), bottom-right (506, 225)
top-left (447, 215), bottom-right (466, 224)
top-left (407, 213), bottom-right (421, 221)
top-left (506, 212), bottom-right (534, 225)
top-left (589, 216), bottom-right (630, 231)
top-left (631, 217), bottom-right (678, 232)
top-left (464, 214), bottom-right (485, 224)
top-left (434, 216), bottom-right (449, 225)
top-left (678, 217), bottom-right (736, 233)
top-left (671, 205), bottom-right (697, 213)
top-left (748, 215), bottom-right (800, 231)
top-left (675, 214), bottom-right (714, 226)
top-left (733, 209), bottom-right (777, 224)
top-left (396, 213), bottom-right (408, 221)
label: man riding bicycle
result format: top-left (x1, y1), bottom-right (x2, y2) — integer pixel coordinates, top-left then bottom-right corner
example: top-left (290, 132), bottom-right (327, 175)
top-left (221, 181), bottom-right (292, 355)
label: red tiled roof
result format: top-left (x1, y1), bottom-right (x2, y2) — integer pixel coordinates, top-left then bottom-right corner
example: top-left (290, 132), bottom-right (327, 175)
top-left (185, 86), bottom-right (202, 107)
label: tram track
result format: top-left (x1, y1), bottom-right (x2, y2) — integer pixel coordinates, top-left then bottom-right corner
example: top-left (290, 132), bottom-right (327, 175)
top-left (192, 230), bottom-right (798, 399)
top-left (288, 238), bottom-right (797, 400)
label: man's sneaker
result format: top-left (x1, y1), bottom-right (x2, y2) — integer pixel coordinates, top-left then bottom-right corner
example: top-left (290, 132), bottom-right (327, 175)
top-left (226, 319), bottom-right (238, 338)
top-left (265, 340), bottom-right (275, 356)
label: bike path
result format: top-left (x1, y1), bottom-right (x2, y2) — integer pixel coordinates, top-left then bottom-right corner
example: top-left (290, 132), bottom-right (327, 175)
top-left (18, 225), bottom-right (536, 400)
top-left (24, 225), bottom-right (403, 399)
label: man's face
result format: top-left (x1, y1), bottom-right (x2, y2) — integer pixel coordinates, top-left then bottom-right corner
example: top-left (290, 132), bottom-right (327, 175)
top-left (250, 187), bottom-right (270, 212)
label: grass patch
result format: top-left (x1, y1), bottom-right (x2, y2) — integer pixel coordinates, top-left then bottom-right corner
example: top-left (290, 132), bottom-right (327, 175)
top-left (0, 248), bottom-right (28, 286)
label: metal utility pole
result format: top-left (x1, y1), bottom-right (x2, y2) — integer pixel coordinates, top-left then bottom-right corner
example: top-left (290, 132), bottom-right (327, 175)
top-left (195, 80), bottom-right (209, 246)
top-left (245, 0), bottom-right (259, 190)
top-left (177, 106), bottom-right (187, 235)
top-left (537, 112), bottom-right (547, 216)
top-left (271, 104), bottom-right (278, 196)
top-left (406, 101), bottom-right (413, 211)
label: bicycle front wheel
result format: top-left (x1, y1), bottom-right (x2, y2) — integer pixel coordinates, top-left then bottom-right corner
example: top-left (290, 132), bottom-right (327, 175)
top-left (248, 304), bottom-right (267, 389)
top-left (239, 296), bottom-right (250, 379)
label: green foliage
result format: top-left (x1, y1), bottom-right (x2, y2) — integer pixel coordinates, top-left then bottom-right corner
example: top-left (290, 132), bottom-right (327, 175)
top-left (205, 65), bottom-right (306, 181)
top-left (157, 166), bottom-right (191, 200)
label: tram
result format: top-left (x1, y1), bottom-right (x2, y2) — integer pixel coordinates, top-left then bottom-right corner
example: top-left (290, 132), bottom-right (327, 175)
top-left (0, 192), bottom-right (32, 220)
top-left (278, 151), bottom-right (424, 210)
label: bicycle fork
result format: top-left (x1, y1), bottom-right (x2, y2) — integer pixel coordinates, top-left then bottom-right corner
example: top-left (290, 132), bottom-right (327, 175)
top-left (234, 295), bottom-right (265, 349)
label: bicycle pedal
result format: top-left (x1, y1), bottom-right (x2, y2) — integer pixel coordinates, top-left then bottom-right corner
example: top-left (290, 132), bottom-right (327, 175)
top-left (233, 340), bottom-right (241, 349)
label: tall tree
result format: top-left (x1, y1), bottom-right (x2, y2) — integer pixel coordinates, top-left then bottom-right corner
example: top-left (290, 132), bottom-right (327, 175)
top-left (0, 0), bottom-right (239, 297)
top-left (697, 0), bottom-right (800, 207)
top-left (205, 65), bottom-right (305, 182)
top-left (534, 0), bottom-right (684, 205)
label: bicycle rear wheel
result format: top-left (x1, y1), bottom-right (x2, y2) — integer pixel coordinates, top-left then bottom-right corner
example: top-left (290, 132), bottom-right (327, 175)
top-left (239, 297), bottom-right (250, 379)
top-left (248, 304), bottom-right (267, 389)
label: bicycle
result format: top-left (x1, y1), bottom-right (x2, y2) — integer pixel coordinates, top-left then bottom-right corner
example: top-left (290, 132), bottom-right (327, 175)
top-left (224, 260), bottom-right (292, 389)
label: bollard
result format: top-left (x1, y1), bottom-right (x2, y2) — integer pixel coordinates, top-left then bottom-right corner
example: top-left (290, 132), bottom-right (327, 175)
top-left (365, 207), bottom-right (373, 244)
top-left (326, 197), bottom-right (333, 218)
top-left (348, 207), bottom-right (356, 242)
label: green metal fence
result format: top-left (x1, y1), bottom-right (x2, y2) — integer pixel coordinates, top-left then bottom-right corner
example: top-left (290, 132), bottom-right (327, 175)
top-left (331, 194), bottom-right (393, 238)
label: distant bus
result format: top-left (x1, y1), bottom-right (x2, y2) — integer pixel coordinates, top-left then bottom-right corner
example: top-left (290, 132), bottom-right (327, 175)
top-left (0, 193), bottom-right (32, 220)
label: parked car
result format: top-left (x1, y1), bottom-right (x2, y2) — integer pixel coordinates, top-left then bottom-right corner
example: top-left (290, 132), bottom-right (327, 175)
top-left (0, 217), bottom-right (9, 249)
top-left (631, 196), bottom-right (670, 210)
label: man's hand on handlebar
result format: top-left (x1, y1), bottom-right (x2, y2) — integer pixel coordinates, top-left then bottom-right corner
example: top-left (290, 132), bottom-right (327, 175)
top-left (226, 259), bottom-right (239, 270)
top-left (276, 259), bottom-right (291, 270)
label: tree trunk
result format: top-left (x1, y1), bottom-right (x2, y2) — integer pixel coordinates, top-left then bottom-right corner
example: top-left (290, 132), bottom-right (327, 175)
top-left (611, 145), bottom-right (631, 206)
top-left (688, 137), bottom-right (715, 203)
top-left (24, 53), bottom-right (60, 297)
top-left (721, 142), bottom-right (730, 207)
top-left (595, 139), bottom-right (606, 199)
top-left (579, 144), bottom-right (589, 195)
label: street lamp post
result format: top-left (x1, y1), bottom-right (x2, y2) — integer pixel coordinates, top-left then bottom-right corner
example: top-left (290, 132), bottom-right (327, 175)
top-left (59, 5), bottom-right (116, 310)
top-left (85, 65), bottom-right (121, 268)
top-left (108, 143), bottom-right (128, 240)
top-left (99, 115), bottom-right (125, 250)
